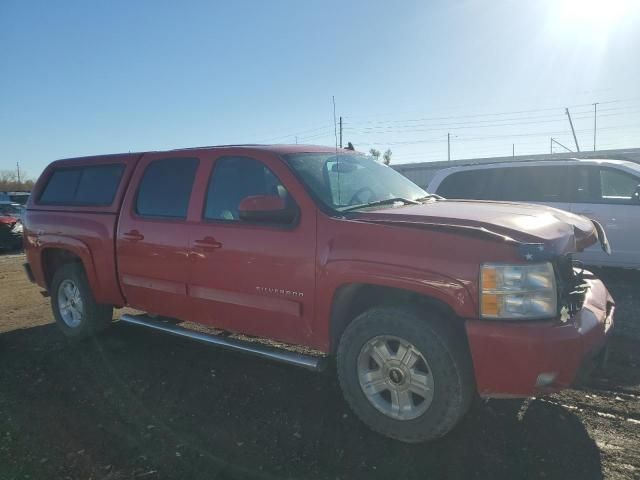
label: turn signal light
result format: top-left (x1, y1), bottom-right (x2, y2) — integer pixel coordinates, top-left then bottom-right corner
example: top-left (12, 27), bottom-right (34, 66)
top-left (481, 294), bottom-right (499, 317)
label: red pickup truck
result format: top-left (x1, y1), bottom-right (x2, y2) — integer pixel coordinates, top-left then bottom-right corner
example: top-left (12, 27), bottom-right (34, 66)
top-left (23, 145), bottom-right (614, 442)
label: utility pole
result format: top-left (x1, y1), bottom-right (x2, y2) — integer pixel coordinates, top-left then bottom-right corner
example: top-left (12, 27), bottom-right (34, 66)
top-left (295, 136), bottom-right (298, 144)
top-left (16, 162), bottom-right (21, 184)
top-left (550, 137), bottom-right (553, 154)
top-left (512, 144), bottom-right (515, 158)
top-left (339, 116), bottom-right (343, 148)
top-left (593, 102), bottom-right (598, 151)
top-left (447, 133), bottom-right (451, 161)
top-left (332, 96), bottom-right (338, 152)
top-left (565, 108), bottom-right (580, 152)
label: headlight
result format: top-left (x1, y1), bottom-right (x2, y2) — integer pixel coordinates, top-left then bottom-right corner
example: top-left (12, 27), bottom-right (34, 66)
top-left (480, 262), bottom-right (557, 319)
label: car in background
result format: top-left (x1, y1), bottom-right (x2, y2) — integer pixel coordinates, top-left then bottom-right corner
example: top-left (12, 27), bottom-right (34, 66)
top-left (428, 159), bottom-right (640, 268)
top-left (0, 210), bottom-right (23, 251)
top-left (0, 191), bottom-right (30, 205)
top-left (0, 202), bottom-right (25, 221)
top-left (0, 201), bottom-right (25, 250)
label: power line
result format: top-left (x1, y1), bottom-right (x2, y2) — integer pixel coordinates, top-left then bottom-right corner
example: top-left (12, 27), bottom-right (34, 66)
top-left (360, 124), bottom-right (640, 146)
top-left (252, 101), bottom-right (640, 148)
top-left (379, 132), bottom-right (640, 164)
top-left (341, 98), bottom-right (639, 125)
top-left (342, 108), bottom-right (640, 135)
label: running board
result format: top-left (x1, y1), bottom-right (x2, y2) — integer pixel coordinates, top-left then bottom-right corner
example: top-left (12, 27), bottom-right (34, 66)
top-left (119, 314), bottom-right (327, 372)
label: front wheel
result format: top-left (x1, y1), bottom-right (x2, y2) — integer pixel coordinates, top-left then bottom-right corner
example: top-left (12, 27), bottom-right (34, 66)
top-left (337, 306), bottom-right (474, 443)
top-left (50, 263), bottom-right (113, 339)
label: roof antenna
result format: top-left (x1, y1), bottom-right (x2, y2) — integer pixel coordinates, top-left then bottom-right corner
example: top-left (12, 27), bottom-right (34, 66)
top-left (332, 95), bottom-right (341, 205)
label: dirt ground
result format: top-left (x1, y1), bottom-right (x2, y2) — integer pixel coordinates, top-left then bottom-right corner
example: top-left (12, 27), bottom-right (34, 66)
top-left (0, 253), bottom-right (638, 480)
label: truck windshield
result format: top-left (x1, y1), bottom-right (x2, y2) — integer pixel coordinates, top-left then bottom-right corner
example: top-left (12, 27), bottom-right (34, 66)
top-left (284, 152), bottom-right (428, 212)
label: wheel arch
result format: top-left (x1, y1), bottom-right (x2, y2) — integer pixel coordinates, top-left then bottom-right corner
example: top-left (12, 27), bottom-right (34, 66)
top-left (329, 282), bottom-right (467, 354)
top-left (39, 239), bottom-right (98, 293)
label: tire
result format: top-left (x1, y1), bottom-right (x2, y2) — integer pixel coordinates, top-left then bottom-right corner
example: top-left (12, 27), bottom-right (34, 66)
top-left (50, 263), bottom-right (113, 339)
top-left (336, 306), bottom-right (474, 443)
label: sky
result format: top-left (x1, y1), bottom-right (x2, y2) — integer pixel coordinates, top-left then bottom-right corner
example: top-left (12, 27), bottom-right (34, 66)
top-left (2, 0), bottom-right (640, 179)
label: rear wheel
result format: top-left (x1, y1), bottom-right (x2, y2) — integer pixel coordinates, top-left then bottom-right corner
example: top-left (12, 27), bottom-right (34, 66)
top-left (50, 263), bottom-right (113, 339)
top-left (337, 306), bottom-right (474, 443)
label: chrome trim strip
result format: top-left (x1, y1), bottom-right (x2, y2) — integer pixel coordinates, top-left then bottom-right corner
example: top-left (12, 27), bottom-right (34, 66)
top-left (119, 314), bottom-right (326, 371)
top-left (189, 285), bottom-right (302, 317)
top-left (121, 274), bottom-right (186, 295)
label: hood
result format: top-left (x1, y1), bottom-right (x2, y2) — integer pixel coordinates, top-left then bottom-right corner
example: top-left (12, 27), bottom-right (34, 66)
top-left (352, 199), bottom-right (601, 256)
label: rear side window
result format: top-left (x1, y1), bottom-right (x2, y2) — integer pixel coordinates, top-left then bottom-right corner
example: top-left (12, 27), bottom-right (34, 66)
top-left (39, 164), bottom-right (125, 205)
top-left (498, 166), bottom-right (567, 202)
top-left (136, 158), bottom-right (199, 219)
top-left (437, 165), bottom-right (569, 203)
top-left (39, 169), bottom-right (82, 204)
top-left (435, 169), bottom-right (499, 199)
top-left (573, 166), bottom-right (594, 203)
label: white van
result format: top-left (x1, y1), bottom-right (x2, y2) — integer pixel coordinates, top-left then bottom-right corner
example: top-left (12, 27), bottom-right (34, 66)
top-left (427, 159), bottom-right (640, 268)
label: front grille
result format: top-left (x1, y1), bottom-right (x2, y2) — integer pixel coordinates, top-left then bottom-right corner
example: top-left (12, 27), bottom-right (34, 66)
top-left (554, 254), bottom-right (587, 314)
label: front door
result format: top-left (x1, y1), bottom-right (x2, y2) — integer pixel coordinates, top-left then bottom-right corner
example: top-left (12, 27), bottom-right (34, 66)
top-left (185, 151), bottom-right (318, 347)
top-left (570, 165), bottom-right (640, 268)
top-left (116, 154), bottom-right (200, 319)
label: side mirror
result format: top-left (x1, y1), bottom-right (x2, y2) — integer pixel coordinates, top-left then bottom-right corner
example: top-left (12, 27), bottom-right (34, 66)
top-left (238, 195), bottom-right (297, 224)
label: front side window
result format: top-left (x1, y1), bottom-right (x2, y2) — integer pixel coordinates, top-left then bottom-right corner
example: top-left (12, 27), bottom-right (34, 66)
top-left (204, 156), bottom-right (291, 221)
top-left (136, 158), bottom-right (198, 219)
top-left (600, 168), bottom-right (640, 202)
top-left (284, 153), bottom-right (426, 211)
top-left (39, 164), bottom-right (125, 205)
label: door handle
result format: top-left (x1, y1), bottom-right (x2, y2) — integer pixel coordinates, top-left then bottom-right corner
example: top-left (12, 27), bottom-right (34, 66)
top-left (194, 236), bottom-right (222, 250)
top-left (122, 230), bottom-right (144, 241)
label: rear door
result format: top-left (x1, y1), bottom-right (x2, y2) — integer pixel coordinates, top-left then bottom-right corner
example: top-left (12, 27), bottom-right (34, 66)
top-left (116, 154), bottom-right (200, 318)
top-left (569, 165), bottom-right (640, 267)
top-left (184, 150), bottom-right (318, 347)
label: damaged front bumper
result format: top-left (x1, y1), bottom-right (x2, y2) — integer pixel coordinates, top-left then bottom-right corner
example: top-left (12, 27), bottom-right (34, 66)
top-left (465, 273), bottom-right (614, 398)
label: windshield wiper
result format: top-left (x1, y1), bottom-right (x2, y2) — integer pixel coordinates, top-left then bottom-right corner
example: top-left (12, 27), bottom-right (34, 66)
top-left (416, 193), bottom-right (443, 201)
top-left (340, 197), bottom-right (420, 213)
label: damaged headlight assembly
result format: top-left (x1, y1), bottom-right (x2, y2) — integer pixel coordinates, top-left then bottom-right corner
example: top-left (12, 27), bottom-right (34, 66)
top-left (480, 262), bottom-right (557, 319)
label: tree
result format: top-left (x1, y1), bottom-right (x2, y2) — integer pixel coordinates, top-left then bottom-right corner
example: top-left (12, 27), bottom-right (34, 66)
top-left (383, 149), bottom-right (392, 165)
top-left (367, 148), bottom-right (393, 165)
top-left (0, 170), bottom-right (34, 192)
